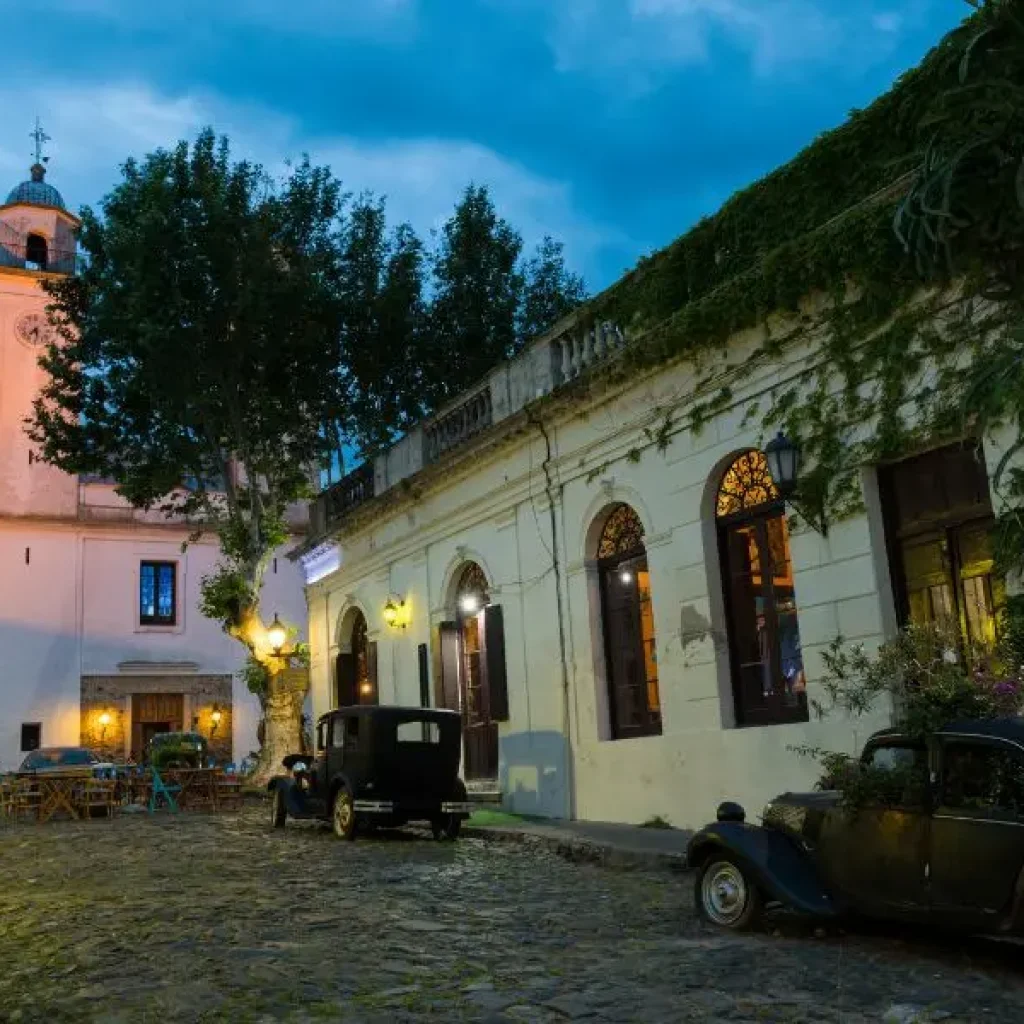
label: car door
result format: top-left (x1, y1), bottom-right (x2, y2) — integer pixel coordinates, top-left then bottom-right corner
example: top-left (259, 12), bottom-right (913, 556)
top-left (327, 714), bottom-right (348, 784)
top-left (930, 735), bottom-right (1024, 925)
top-left (817, 739), bottom-right (931, 916)
top-left (313, 719), bottom-right (331, 794)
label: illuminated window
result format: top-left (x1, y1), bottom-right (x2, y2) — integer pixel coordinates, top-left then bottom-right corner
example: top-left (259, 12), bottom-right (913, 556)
top-left (140, 561), bottom-right (176, 626)
top-left (717, 453), bottom-right (807, 727)
top-left (596, 504), bottom-right (662, 739)
top-left (880, 444), bottom-right (1002, 656)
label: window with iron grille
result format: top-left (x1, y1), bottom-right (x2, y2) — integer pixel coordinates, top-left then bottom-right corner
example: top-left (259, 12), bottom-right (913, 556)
top-left (140, 561), bottom-right (177, 626)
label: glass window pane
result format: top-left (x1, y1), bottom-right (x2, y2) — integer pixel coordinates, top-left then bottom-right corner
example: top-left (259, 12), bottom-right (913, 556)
top-left (140, 564), bottom-right (155, 619)
top-left (157, 564), bottom-right (174, 619)
top-left (943, 743), bottom-right (1024, 814)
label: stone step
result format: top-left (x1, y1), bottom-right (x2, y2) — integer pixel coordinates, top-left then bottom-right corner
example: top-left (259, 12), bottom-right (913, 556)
top-left (465, 779), bottom-right (502, 804)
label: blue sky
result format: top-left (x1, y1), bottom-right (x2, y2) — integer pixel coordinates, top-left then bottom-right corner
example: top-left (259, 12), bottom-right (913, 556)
top-left (0, 0), bottom-right (967, 292)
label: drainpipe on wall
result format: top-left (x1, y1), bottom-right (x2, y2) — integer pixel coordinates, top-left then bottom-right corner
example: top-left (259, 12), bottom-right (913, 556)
top-left (527, 406), bottom-right (576, 821)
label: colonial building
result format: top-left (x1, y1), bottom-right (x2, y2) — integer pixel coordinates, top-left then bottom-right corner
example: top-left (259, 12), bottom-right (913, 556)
top-left (0, 140), bottom-right (307, 771)
top-left (295, 20), bottom-right (1013, 828)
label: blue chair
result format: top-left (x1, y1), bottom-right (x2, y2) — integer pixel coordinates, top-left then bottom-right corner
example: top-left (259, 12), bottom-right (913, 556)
top-left (147, 768), bottom-right (180, 814)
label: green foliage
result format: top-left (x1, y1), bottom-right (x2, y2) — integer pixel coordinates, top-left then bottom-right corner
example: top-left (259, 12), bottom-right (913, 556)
top-left (428, 185), bottom-right (525, 402)
top-left (640, 815), bottom-right (674, 829)
top-left (795, 622), bottom-right (1023, 805)
top-left (789, 744), bottom-right (929, 810)
top-left (31, 128), bottom-right (344, 629)
top-left (239, 656), bottom-right (271, 703)
top-left (517, 236), bottom-right (587, 345)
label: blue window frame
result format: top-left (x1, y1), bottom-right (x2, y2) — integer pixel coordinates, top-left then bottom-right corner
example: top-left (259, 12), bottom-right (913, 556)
top-left (140, 561), bottom-right (177, 625)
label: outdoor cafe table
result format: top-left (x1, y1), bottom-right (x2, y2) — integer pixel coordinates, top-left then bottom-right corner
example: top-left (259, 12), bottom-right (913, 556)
top-left (162, 767), bottom-right (221, 810)
top-left (13, 769), bottom-right (94, 823)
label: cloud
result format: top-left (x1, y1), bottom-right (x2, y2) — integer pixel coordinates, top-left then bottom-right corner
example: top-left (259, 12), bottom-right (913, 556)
top-left (0, 82), bottom-right (617, 284)
top-left (546, 0), bottom-right (929, 89)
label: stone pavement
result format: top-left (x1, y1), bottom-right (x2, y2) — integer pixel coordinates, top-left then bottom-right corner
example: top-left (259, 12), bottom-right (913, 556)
top-left (1, 806), bottom-right (1023, 1022)
top-left (464, 815), bottom-right (691, 870)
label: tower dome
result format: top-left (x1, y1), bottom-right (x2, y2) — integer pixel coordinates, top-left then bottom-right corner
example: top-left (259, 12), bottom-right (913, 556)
top-left (5, 162), bottom-right (65, 211)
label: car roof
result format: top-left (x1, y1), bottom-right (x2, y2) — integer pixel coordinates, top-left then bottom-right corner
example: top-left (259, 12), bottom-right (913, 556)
top-left (869, 718), bottom-right (1024, 744)
top-left (318, 705), bottom-right (460, 725)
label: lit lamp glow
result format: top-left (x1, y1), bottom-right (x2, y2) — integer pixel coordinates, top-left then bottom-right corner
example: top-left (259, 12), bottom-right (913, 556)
top-left (211, 705), bottom-right (223, 734)
top-left (618, 569), bottom-right (634, 586)
top-left (383, 600), bottom-right (400, 628)
top-left (359, 680), bottom-right (374, 697)
top-left (459, 593), bottom-right (481, 615)
top-left (98, 711), bottom-right (111, 740)
top-left (267, 613), bottom-right (287, 654)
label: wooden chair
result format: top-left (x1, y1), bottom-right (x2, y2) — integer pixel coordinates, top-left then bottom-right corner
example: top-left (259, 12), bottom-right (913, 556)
top-left (217, 773), bottom-right (243, 812)
top-left (11, 780), bottom-right (41, 822)
top-left (0, 778), bottom-right (14, 821)
top-left (83, 779), bottom-right (116, 819)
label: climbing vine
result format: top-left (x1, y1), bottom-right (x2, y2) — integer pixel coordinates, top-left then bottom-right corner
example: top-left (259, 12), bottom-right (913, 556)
top-left (570, 0), bottom-right (1024, 569)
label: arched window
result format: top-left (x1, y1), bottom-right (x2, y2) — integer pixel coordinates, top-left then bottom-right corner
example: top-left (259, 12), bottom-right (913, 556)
top-left (597, 504), bottom-right (662, 739)
top-left (716, 451), bottom-right (807, 726)
top-left (25, 233), bottom-right (48, 270)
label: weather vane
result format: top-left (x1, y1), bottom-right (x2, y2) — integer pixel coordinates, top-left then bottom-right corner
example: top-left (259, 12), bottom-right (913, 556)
top-left (30, 117), bottom-right (51, 166)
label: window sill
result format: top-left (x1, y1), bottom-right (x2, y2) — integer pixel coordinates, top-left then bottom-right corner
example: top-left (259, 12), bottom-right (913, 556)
top-left (134, 623), bottom-right (184, 635)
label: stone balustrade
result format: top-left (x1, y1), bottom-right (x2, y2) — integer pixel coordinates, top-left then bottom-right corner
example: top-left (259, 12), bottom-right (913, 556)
top-left (423, 386), bottom-right (494, 464)
top-left (552, 321), bottom-right (626, 385)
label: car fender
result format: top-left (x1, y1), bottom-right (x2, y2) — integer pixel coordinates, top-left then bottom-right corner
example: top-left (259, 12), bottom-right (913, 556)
top-left (268, 776), bottom-right (319, 818)
top-left (1004, 863), bottom-right (1024, 933)
top-left (687, 822), bottom-right (838, 919)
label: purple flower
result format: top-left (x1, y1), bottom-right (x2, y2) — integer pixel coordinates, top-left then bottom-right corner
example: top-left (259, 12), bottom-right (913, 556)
top-left (994, 681), bottom-right (1019, 696)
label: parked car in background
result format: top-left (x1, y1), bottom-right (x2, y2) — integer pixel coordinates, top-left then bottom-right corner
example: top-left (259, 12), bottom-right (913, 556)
top-left (17, 747), bottom-right (115, 776)
top-left (145, 731), bottom-right (208, 771)
top-left (688, 719), bottom-right (1024, 936)
top-left (268, 705), bottom-right (471, 840)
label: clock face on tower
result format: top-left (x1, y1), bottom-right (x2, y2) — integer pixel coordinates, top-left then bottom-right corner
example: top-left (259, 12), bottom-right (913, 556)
top-left (15, 312), bottom-right (57, 348)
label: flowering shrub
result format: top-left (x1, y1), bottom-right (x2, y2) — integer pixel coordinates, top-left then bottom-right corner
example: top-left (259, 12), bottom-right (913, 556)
top-left (791, 615), bottom-right (1024, 806)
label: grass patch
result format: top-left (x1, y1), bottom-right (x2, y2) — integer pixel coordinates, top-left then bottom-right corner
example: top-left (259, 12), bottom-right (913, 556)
top-left (466, 809), bottom-right (527, 827)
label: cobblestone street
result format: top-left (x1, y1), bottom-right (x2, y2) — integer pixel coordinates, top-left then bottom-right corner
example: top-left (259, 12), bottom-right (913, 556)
top-left (1, 807), bottom-right (1023, 1023)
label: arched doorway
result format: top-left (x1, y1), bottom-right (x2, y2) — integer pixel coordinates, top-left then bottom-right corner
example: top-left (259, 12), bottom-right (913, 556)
top-left (434, 561), bottom-right (508, 781)
top-left (25, 233), bottom-right (48, 270)
top-left (335, 609), bottom-right (378, 707)
top-left (716, 450), bottom-right (807, 726)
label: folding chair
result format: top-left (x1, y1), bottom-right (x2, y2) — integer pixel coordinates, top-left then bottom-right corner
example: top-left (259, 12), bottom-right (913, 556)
top-left (147, 768), bottom-right (181, 813)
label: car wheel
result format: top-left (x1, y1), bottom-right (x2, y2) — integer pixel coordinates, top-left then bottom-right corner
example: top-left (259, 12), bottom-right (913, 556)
top-left (270, 787), bottom-right (286, 829)
top-left (695, 856), bottom-right (762, 930)
top-left (431, 815), bottom-right (462, 841)
top-left (332, 787), bottom-right (357, 841)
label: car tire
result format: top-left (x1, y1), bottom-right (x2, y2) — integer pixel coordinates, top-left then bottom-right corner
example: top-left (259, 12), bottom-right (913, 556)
top-left (695, 855), bottom-right (762, 930)
top-left (432, 779), bottom-right (467, 841)
top-left (270, 787), bottom-right (287, 829)
top-left (332, 787), bottom-right (358, 841)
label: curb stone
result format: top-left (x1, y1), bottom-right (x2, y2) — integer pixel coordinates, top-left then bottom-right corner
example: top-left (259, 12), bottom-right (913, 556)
top-left (463, 825), bottom-right (690, 873)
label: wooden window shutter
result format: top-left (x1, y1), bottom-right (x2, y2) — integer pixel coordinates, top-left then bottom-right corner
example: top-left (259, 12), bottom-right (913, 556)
top-left (483, 604), bottom-right (509, 722)
top-left (336, 652), bottom-right (356, 707)
top-left (366, 641), bottom-right (379, 704)
top-left (417, 643), bottom-right (430, 707)
top-left (432, 622), bottom-right (460, 711)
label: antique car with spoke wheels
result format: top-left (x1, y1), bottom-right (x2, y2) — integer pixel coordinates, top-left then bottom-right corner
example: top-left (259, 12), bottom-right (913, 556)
top-left (688, 720), bottom-right (1024, 935)
top-left (267, 706), bottom-right (471, 841)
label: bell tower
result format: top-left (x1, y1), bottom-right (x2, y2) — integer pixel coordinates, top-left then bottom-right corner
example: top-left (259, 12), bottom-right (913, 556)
top-left (0, 121), bottom-right (81, 517)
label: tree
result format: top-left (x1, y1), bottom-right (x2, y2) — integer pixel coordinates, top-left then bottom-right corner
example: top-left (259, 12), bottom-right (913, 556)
top-left (517, 236), bottom-right (586, 346)
top-left (29, 129), bottom-right (347, 780)
top-left (331, 198), bottom-right (429, 460)
top-left (427, 185), bottom-right (524, 403)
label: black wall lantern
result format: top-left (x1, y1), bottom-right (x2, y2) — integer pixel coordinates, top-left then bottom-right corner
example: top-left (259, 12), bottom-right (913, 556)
top-left (764, 431), bottom-right (800, 499)
top-left (763, 431), bottom-right (828, 536)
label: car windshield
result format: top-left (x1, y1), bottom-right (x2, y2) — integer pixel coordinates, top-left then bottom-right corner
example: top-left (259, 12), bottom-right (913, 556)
top-left (21, 748), bottom-right (97, 770)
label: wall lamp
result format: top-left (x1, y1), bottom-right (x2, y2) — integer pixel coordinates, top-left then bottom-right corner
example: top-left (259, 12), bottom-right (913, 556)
top-left (384, 598), bottom-right (407, 630)
top-left (211, 705), bottom-right (223, 735)
top-left (98, 711), bottom-right (111, 740)
top-left (763, 431), bottom-right (828, 537)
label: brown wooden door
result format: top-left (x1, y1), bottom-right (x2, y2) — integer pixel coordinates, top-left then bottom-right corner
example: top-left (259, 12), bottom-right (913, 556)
top-left (132, 693), bottom-right (184, 759)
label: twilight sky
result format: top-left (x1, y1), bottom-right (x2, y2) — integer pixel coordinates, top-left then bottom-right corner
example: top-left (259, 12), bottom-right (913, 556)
top-left (0, 0), bottom-right (966, 292)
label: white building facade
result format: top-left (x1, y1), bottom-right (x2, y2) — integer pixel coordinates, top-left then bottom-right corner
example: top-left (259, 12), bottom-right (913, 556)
top-left (0, 157), bottom-right (307, 771)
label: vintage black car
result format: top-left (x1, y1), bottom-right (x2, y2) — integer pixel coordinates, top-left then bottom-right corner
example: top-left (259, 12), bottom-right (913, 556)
top-left (267, 705), bottom-right (471, 840)
top-left (688, 718), bottom-right (1024, 934)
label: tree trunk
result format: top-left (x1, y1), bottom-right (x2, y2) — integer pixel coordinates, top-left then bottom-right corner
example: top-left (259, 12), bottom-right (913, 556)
top-left (249, 667), bottom-right (308, 786)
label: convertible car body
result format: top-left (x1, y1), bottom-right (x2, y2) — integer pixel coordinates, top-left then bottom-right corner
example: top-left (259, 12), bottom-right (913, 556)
top-left (688, 718), bottom-right (1024, 934)
top-left (268, 705), bottom-right (471, 840)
